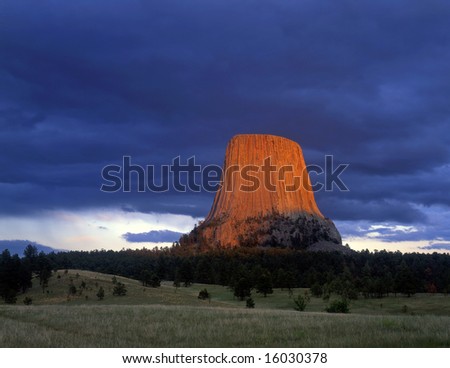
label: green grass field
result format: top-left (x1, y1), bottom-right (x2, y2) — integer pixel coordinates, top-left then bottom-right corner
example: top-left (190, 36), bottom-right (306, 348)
top-left (1, 270), bottom-right (449, 347)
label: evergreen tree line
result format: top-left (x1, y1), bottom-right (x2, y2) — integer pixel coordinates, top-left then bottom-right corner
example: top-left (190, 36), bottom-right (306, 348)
top-left (2, 245), bottom-right (450, 303)
top-left (0, 245), bottom-right (52, 303)
top-left (43, 247), bottom-right (450, 298)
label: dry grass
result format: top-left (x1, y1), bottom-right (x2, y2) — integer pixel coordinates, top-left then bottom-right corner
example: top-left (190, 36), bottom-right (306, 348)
top-left (1, 269), bottom-right (450, 348)
top-left (0, 304), bottom-right (449, 348)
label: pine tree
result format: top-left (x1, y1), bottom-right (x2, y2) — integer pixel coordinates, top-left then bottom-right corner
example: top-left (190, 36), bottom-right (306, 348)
top-left (96, 286), bottom-right (105, 300)
top-left (256, 272), bottom-right (273, 297)
top-left (395, 261), bottom-right (417, 297)
top-left (233, 277), bottom-right (252, 300)
top-left (113, 282), bottom-right (127, 296)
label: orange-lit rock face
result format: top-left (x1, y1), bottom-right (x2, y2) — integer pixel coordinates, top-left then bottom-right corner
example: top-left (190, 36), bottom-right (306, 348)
top-left (190, 134), bottom-right (342, 249)
top-left (205, 134), bottom-right (323, 223)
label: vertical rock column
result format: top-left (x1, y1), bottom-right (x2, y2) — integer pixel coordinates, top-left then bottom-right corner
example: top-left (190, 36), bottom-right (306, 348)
top-left (191, 134), bottom-right (342, 248)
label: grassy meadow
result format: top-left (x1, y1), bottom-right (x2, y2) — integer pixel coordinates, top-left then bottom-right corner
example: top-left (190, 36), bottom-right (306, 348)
top-left (0, 270), bottom-right (449, 347)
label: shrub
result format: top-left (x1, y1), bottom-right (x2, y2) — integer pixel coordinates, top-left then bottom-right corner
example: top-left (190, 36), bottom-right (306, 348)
top-left (23, 296), bottom-right (33, 305)
top-left (140, 270), bottom-right (161, 288)
top-left (294, 291), bottom-right (311, 311)
top-left (68, 285), bottom-right (77, 295)
top-left (326, 298), bottom-right (350, 313)
top-left (96, 286), bottom-right (105, 300)
top-left (149, 274), bottom-right (161, 288)
top-left (198, 288), bottom-right (210, 300)
top-left (246, 297), bottom-right (255, 308)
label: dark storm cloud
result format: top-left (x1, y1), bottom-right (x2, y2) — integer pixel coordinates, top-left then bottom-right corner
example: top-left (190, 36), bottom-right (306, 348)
top-left (319, 197), bottom-right (427, 224)
top-left (122, 230), bottom-right (183, 243)
top-left (336, 202), bottom-right (450, 242)
top-left (1, 0), bottom-right (450, 242)
top-left (420, 243), bottom-right (450, 251)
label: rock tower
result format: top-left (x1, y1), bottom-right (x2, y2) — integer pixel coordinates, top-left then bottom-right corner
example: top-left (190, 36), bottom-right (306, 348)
top-left (184, 134), bottom-right (343, 250)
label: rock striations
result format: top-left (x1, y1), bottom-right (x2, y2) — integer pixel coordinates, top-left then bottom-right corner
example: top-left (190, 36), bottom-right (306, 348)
top-left (183, 134), bottom-right (344, 251)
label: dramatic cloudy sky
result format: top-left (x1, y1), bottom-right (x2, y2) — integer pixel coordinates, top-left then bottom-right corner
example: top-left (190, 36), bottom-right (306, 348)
top-left (1, 0), bottom-right (449, 252)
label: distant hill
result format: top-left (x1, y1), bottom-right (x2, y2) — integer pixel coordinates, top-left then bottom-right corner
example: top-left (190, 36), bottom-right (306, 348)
top-left (0, 240), bottom-right (62, 256)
